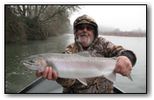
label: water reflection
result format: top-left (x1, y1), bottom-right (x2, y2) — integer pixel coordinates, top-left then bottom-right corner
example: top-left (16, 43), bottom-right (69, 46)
top-left (5, 34), bottom-right (72, 93)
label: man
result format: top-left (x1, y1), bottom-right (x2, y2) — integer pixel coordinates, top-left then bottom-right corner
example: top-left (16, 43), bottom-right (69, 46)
top-left (36, 15), bottom-right (137, 93)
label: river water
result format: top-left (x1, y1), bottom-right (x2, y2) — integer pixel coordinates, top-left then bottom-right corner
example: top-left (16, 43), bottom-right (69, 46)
top-left (5, 34), bottom-right (146, 93)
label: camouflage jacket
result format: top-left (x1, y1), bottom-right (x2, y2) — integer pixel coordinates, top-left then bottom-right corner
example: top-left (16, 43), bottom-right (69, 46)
top-left (56, 36), bottom-right (136, 93)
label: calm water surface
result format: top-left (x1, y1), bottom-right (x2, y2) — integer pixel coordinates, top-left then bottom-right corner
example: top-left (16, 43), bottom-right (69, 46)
top-left (5, 34), bottom-right (146, 93)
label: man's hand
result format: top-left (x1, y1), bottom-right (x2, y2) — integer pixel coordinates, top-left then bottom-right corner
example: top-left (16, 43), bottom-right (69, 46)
top-left (36, 66), bottom-right (58, 80)
top-left (114, 56), bottom-right (132, 76)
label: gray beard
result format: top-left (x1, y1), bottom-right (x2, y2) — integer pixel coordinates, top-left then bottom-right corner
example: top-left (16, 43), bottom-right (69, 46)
top-left (75, 35), bottom-right (93, 47)
top-left (78, 36), bottom-right (91, 45)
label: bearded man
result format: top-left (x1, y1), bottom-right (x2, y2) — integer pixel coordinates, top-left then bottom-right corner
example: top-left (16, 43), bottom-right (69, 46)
top-left (36, 15), bottom-right (137, 93)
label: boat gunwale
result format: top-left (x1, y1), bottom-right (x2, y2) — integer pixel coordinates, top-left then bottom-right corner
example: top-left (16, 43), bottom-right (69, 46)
top-left (18, 77), bottom-right (124, 94)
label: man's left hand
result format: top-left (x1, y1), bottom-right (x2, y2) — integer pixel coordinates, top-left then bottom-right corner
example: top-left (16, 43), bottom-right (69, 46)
top-left (114, 56), bottom-right (132, 76)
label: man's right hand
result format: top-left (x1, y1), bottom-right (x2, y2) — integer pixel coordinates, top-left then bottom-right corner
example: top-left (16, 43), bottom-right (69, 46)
top-left (36, 66), bottom-right (58, 80)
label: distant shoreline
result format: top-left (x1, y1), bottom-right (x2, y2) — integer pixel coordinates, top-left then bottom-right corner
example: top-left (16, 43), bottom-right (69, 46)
top-left (102, 34), bottom-right (146, 37)
top-left (100, 31), bottom-right (146, 37)
top-left (66, 32), bottom-right (146, 37)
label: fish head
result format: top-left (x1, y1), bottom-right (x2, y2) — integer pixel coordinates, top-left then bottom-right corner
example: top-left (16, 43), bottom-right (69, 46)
top-left (22, 56), bottom-right (47, 71)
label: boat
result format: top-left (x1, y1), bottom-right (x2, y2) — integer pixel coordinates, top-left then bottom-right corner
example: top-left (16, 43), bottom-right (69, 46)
top-left (18, 77), bottom-right (124, 94)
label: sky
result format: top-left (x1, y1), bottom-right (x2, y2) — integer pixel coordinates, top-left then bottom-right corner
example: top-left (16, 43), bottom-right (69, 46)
top-left (70, 5), bottom-right (146, 31)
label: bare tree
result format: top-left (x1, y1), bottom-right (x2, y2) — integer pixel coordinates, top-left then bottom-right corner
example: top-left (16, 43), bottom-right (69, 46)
top-left (5, 5), bottom-right (80, 41)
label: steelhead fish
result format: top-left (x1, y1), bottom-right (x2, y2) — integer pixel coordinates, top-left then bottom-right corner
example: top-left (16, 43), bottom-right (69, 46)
top-left (22, 52), bottom-right (132, 85)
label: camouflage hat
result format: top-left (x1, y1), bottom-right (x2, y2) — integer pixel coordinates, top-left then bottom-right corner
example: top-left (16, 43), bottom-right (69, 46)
top-left (73, 14), bottom-right (98, 38)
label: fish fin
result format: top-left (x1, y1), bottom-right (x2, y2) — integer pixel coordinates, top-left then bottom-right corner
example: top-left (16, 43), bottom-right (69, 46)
top-left (105, 72), bottom-right (116, 83)
top-left (77, 51), bottom-right (91, 57)
top-left (127, 74), bottom-right (133, 81)
top-left (77, 78), bottom-right (87, 86)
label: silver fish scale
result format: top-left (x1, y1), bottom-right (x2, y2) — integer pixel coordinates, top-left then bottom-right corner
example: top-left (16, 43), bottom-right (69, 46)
top-left (23, 53), bottom-right (117, 81)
